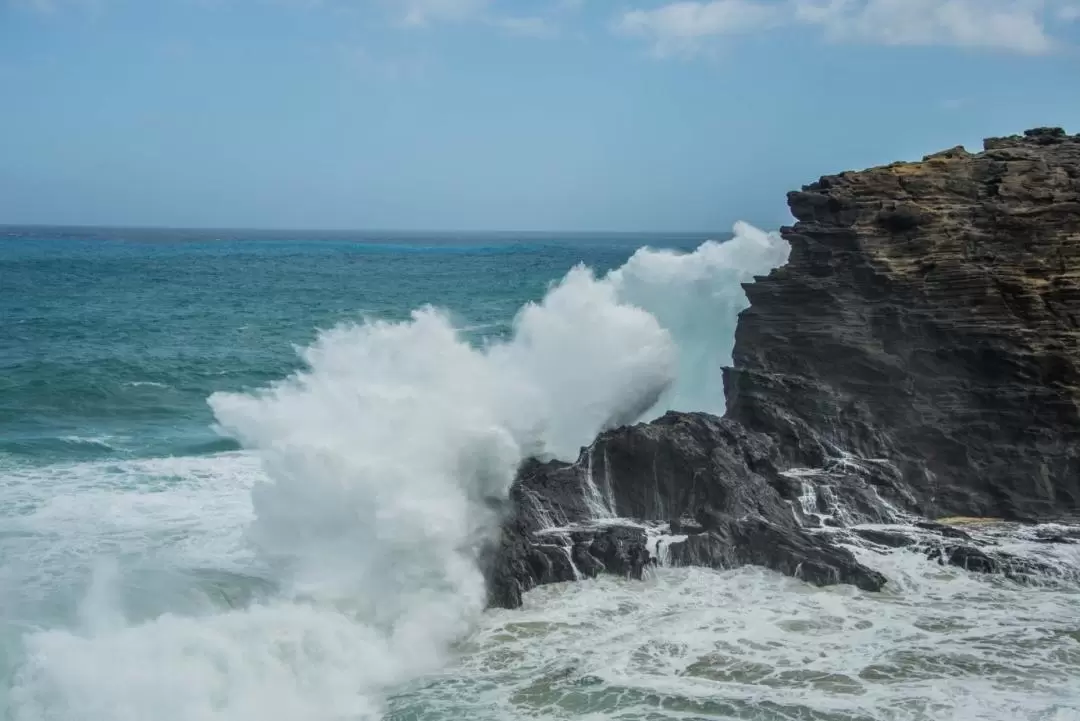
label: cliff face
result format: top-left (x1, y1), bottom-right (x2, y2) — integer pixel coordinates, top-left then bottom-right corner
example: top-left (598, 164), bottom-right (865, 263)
top-left (726, 127), bottom-right (1080, 521)
top-left (487, 128), bottom-right (1080, 608)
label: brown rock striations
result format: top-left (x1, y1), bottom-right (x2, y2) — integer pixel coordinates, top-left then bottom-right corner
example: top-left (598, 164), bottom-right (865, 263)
top-left (725, 127), bottom-right (1080, 521)
top-left (486, 128), bottom-right (1080, 608)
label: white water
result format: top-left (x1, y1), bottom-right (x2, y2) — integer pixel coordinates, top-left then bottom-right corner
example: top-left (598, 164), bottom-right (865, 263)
top-left (608, 221), bottom-right (789, 415)
top-left (5, 224), bottom-right (1079, 720)
top-left (2, 225), bottom-right (801, 720)
top-left (418, 557), bottom-right (1080, 720)
top-left (6, 222), bottom-right (1080, 721)
top-left (6, 446), bottom-right (1080, 721)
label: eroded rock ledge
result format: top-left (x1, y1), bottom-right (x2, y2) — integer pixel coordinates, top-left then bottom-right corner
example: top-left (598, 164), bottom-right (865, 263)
top-left (486, 128), bottom-right (1080, 608)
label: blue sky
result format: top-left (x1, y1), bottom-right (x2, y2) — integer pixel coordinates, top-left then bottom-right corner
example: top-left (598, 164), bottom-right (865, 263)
top-left (1, 0), bottom-right (1079, 231)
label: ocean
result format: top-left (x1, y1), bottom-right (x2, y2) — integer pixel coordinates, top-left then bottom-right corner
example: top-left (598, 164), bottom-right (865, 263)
top-left (2, 224), bottom-right (1079, 721)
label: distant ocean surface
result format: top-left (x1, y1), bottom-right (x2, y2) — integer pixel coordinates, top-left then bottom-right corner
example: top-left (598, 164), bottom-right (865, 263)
top-left (1, 226), bottom-right (713, 465)
top-left (3, 225), bottom-right (1079, 721)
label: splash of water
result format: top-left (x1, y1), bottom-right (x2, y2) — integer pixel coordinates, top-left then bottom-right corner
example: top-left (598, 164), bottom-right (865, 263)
top-left (610, 220), bottom-right (789, 415)
top-left (7, 224), bottom-right (790, 721)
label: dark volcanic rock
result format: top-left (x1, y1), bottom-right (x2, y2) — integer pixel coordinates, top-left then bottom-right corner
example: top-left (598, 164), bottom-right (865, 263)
top-left (914, 522), bottom-right (973, 540)
top-left (1036, 526), bottom-right (1080, 543)
top-left (725, 128), bottom-right (1080, 521)
top-left (669, 518), bottom-right (705, 535)
top-left (852, 528), bottom-right (918, 548)
top-left (486, 128), bottom-right (1080, 608)
top-left (667, 517), bottom-right (886, 591)
top-left (486, 413), bottom-right (885, 608)
top-left (1033, 532), bottom-right (1079, 545)
top-left (928, 544), bottom-right (1001, 574)
top-left (926, 543), bottom-right (1062, 582)
top-left (587, 526), bottom-right (650, 578)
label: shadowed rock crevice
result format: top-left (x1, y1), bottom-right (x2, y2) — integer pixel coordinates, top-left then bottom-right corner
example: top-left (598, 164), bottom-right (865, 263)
top-left (486, 128), bottom-right (1080, 608)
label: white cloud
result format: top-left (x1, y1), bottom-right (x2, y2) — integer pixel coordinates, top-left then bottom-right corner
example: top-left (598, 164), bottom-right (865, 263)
top-left (795, 0), bottom-right (1056, 55)
top-left (618, 0), bottom-right (1075, 56)
top-left (616, 0), bottom-right (780, 56)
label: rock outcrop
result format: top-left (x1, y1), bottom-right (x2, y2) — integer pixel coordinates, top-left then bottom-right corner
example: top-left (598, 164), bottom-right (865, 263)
top-left (486, 128), bottom-right (1080, 608)
top-left (484, 413), bottom-right (887, 608)
top-left (726, 127), bottom-right (1080, 521)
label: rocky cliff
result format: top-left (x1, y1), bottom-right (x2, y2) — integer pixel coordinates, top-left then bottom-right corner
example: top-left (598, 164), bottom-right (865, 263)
top-left (727, 126), bottom-right (1080, 521)
top-left (486, 128), bottom-right (1080, 608)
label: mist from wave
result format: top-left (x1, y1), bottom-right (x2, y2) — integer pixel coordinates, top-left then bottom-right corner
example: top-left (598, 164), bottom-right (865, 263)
top-left (3, 224), bottom-right (792, 720)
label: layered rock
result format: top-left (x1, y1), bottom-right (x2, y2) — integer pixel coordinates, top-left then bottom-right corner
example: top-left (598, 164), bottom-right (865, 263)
top-left (726, 127), bottom-right (1080, 521)
top-left (487, 128), bottom-right (1080, 608)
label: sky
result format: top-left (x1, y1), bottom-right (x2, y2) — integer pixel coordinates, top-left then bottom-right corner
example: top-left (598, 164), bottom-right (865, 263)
top-left (1, 0), bottom-right (1079, 232)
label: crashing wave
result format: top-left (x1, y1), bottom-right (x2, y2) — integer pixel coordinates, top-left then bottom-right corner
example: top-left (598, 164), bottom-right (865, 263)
top-left (9, 223), bottom-right (789, 721)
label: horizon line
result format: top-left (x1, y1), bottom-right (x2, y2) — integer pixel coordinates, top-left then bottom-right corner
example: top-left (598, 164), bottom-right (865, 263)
top-left (0, 222), bottom-right (739, 237)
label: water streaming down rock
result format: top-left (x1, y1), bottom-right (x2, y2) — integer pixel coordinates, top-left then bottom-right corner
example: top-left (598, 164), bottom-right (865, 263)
top-left (487, 127), bottom-right (1080, 608)
top-left (581, 444), bottom-right (616, 519)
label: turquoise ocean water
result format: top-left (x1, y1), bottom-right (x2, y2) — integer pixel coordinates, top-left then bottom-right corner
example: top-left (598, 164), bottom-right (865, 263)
top-left (3, 225), bottom-right (1080, 721)
top-left (2, 227), bottom-right (711, 465)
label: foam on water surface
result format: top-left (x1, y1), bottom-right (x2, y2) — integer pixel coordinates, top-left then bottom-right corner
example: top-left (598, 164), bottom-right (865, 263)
top-left (4, 225), bottom-right (1080, 720)
top-left (404, 561), bottom-right (1080, 721)
top-left (0, 452), bottom-right (259, 604)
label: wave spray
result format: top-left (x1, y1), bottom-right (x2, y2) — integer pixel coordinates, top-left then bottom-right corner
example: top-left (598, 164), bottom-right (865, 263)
top-left (9, 224), bottom-right (788, 721)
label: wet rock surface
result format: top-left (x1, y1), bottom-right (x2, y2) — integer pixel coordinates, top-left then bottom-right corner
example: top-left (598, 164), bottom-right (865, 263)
top-left (851, 528), bottom-right (918, 548)
top-left (486, 128), bottom-right (1080, 608)
top-left (485, 413), bottom-right (888, 607)
top-left (925, 543), bottom-right (1064, 583)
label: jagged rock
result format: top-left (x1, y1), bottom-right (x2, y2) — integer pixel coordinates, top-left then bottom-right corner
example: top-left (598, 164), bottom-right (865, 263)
top-left (669, 518), bottom-right (705, 535)
top-left (1035, 526), bottom-right (1080, 543)
top-left (914, 522), bottom-right (974, 540)
top-left (852, 528), bottom-right (918, 548)
top-left (530, 543), bottom-right (578, 585)
top-left (928, 544), bottom-right (1000, 574)
top-left (486, 128), bottom-right (1080, 608)
top-left (725, 128), bottom-right (1080, 521)
top-left (571, 544), bottom-right (605, 577)
top-left (667, 518), bottom-right (886, 591)
top-left (1032, 535), bottom-right (1076, 545)
top-left (926, 544), bottom-right (1061, 581)
top-left (587, 526), bottom-right (649, 579)
top-left (485, 413), bottom-right (885, 607)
